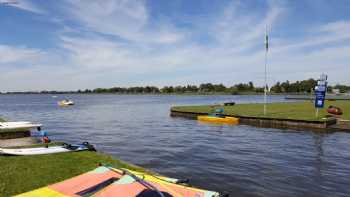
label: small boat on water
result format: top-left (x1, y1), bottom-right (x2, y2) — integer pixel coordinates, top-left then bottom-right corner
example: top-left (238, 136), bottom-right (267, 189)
top-left (17, 165), bottom-right (223, 197)
top-left (58, 99), bottom-right (74, 106)
top-left (0, 142), bottom-right (95, 156)
top-left (0, 121), bottom-right (42, 132)
top-left (198, 114), bottom-right (239, 124)
top-left (223, 102), bottom-right (235, 106)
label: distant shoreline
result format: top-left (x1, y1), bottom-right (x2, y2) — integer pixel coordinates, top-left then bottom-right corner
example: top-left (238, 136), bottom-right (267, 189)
top-left (1, 78), bottom-right (349, 95)
top-left (1, 92), bottom-right (349, 96)
top-left (0, 92), bottom-right (258, 95)
top-left (0, 92), bottom-right (309, 96)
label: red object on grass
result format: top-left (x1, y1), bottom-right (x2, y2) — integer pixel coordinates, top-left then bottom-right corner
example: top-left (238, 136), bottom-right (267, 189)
top-left (327, 106), bottom-right (343, 115)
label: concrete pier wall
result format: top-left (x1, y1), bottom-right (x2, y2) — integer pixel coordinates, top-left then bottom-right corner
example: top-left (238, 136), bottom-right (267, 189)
top-left (170, 110), bottom-right (337, 130)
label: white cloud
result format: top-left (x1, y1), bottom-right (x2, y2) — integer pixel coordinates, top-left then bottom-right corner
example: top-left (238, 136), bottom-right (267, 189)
top-left (274, 21), bottom-right (350, 52)
top-left (209, 0), bottom-right (285, 53)
top-left (66, 0), bottom-right (147, 38)
top-left (62, 0), bottom-right (186, 44)
top-left (320, 20), bottom-right (350, 34)
top-left (5, 0), bottom-right (44, 14)
top-left (0, 45), bottom-right (45, 64)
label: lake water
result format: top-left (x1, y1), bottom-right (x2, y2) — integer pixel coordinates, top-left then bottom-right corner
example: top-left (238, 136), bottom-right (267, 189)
top-left (0, 94), bottom-right (349, 197)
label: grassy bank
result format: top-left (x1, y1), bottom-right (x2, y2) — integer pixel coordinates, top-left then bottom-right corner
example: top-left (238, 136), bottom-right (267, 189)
top-left (0, 151), bottom-right (146, 197)
top-left (171, 101), bottom-right (350, 121)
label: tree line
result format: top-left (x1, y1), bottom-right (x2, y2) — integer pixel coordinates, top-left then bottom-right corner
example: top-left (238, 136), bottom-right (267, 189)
top-left (80, 79), bottom-right (349, 94)
top-left (80, 82), bottom-right (259, 94)
top-left (3, 79), bottom-right (349, 94)
top-left (270, 79), bottom-right (350, 93)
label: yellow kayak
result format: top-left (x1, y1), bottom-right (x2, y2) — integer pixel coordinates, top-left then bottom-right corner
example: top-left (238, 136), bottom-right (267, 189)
top-left (198, 115), bottom-right (239, 124)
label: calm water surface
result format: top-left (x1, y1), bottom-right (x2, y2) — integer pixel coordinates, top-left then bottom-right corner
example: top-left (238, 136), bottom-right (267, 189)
top-left (0, 94), bottom-right (349, 197)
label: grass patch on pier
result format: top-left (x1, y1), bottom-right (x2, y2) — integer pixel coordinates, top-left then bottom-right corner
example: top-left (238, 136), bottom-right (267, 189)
top-left (171, 101), bottom-right (350, 121)
top-left (0, 151), bottom-right (146, 196)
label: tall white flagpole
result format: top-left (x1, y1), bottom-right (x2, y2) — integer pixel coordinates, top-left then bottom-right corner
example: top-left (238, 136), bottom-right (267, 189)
top-left (264, 25), bottom-right (269, 115)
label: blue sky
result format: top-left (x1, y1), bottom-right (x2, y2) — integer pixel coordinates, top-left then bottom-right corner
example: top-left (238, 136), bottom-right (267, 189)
top-left (0, 0), bottom-right (350, 91)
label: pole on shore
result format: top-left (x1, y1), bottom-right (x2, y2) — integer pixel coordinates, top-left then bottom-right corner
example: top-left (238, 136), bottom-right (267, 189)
top-left (264, 25), bottom-right (269, 115)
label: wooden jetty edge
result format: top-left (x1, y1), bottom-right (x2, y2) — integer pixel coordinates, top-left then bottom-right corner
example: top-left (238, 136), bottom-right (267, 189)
top-left (285, 95), bottom-right (350, 100)
top-left (170, 108), bottom-right (350, 132)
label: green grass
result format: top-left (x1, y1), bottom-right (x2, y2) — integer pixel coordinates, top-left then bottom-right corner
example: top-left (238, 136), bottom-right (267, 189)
top-left (171, 101), bottom-right (350, 121)
top-left (0, 151), bottom-right (146, 197)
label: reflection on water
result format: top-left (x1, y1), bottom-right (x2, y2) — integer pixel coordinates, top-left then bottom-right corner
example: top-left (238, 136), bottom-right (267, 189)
top-left (0, 94), bottom-right (349, 197)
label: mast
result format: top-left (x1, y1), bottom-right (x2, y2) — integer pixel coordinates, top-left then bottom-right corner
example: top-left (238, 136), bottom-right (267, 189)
top-left (264, 25), bottom-right (269, 115)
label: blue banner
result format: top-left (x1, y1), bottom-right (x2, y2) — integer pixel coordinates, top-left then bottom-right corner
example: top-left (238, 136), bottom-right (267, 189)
top-left (314, 90), bottom-right (326, 108)
top-left (314, 74), bottom-right (328, 109)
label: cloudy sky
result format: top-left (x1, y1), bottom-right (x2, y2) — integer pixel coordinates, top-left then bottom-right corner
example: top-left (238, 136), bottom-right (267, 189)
top-left (0, 0), bottom-right (349, 91)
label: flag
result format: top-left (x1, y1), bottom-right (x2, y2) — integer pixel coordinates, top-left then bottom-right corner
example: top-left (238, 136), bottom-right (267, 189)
top-left (265, 34), bottom-right (269, 52)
